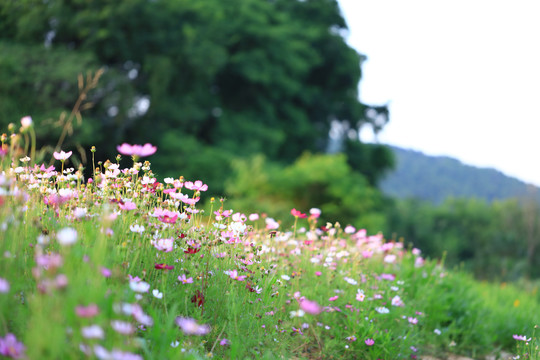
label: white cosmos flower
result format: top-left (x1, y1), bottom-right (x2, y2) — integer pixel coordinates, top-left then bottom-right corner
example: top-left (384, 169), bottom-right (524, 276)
top-left (82, 324), bottom-right (105, 339)
top-left (129, 280), bottom-right (150, 293)
top-left (57, 227), bottom-right (77, 246)
top-left (129, 224), bottom-right (145, 234)
top-left (152, 289), bottom-right (163, 299)
top-left (290, 309), bottom-right (305, 318)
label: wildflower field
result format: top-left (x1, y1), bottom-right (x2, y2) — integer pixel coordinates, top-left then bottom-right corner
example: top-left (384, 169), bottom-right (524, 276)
top-left (0, 120), bottom-right (539, 359)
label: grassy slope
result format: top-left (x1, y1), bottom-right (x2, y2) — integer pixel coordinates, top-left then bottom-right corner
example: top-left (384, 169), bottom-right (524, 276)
top-left (0, 161), bottom-right (538, 360)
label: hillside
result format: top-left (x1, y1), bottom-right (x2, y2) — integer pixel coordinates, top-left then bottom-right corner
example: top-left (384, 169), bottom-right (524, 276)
top-left (380, 146), bottom-right (540, 203)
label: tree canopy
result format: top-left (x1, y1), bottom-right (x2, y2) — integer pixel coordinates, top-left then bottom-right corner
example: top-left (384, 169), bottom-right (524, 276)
top-left (0, 0), bottom-right (392, 194)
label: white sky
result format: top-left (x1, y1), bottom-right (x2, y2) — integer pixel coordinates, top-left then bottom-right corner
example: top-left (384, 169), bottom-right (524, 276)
top-left (337, 0), bottom-right (540, 186)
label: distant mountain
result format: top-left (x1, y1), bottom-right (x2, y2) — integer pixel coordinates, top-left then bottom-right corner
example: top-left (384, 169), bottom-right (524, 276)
top-left (379, 146), bottom-right (540, 203)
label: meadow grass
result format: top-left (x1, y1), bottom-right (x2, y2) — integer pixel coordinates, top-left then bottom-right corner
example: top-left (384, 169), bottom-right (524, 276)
top-left (0, 131), bottom-right (539, 359)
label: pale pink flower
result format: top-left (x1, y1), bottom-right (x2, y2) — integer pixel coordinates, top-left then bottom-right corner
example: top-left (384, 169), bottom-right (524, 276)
top-left (151, 238), bottom-right (174, 252)
top-left (184, 180), bottom-right (208, 192)
top-left (391, 295), bottom-right (404, 307)
top-left (248, 213), bottom-right (259, 221)
top-left (82, 325), bottom-right (105, 339)
top-left (118, 201), bottom-right (136, 211)
top-left (111, 320), bottom-right (135, 335)
top-left (0, 278), bottom-right (9, 293)
top-left (175, 317), bottom-right (210, 335)
top-left (21, 116), bottom-right (33, 128)
top-left (513, 334), bottom-right (531, 341)
top-left (76, 304), bottom-right (99, 318)
top-left (53, 150), bottom-right (72, 161)
top-left (356, 290), bottom-right (365, 302)
top-left (116, 143), bottom-right (157, 157)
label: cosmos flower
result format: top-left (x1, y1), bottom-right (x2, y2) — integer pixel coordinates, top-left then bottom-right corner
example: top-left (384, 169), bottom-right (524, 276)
top-left (175, 317), bottom-right (210, 335)
top-left (53, 150), bottom-right (72, 161)
top-left (116, 143), bottom-right (157, 157)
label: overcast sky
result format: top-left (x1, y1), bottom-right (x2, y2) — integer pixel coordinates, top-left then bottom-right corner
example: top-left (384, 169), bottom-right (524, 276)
top-left (337, 0), bottom-right (540, 186)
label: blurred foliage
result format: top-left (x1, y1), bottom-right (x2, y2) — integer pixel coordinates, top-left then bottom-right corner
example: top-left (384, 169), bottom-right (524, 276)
top-left (225, 153), bottom-right (388, 232)
top-left (385, 196), bottom-right (540, 280)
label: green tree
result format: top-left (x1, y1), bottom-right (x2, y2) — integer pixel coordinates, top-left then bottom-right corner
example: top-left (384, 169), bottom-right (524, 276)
top-left (0, 0), bottom-right (391, 194)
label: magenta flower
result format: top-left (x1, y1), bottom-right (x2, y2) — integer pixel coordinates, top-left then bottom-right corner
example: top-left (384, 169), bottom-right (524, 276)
top-left (116, 143), bottom-right (157, 157)
top-left (155, 263), bottom-right (174, 270)
top-left (0, 333), bottom-right (26, 359)
top-left (53, 150), bottom-right (72, 161)
top-left (220, 338), bottom-right (230, 346)
top-left (329, 296), bottom-right (339, 301)
top-left (300, 299), bottom-right (322, 315)
top-left (184, 180), bottom-right (208, 192)
top-left (291, 208), bottom-right (307, 218)
top-left (178, 274), bottom-right (193, 284)
top-left (365, 338), bottom-right (375, 346)
top-left (175, 317), bottom-right (211, 335)
top-left (101, 267), bottom-right (112, 278)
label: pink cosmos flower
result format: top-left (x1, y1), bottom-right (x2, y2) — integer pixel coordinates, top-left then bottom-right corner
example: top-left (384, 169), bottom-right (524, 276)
top-left (291, 208), bottom-right (307, 218)
top-left (116, 143), bottom-right (157, 157)
top-left (184, 180), bottom-right (208, 192)
top-left (175, 317), bottom-right (211, 335)
top-left (513, 334), bottom-right (531, 341)
top-left (151, 208), bottom-right (178, 224)
top-left (101, 267), bottom-right (112, 278)
top-left (53, 150), bottom-right (72, 161)
top-left (151, 238), bottom-right (174, 252)
top-left (178, 274), bottom-right (193, 284)
top-left (0, 278), bottom-right (9, 293)
top-left (0, 333), bottom-right (26, 358)
top-left (111, 320), bottom-right (135, 335)
top-left (118, 201), bottom-right (137, 211)
top-left (300, 299), bottom-right (322, 315)
top-left (365, 338), bottom-right (375, 346)
top-left (226, 269), bottom-right (247, 281)
top-left (220, 338), bottom-right (230, 346)
top-left (249, 213), bottom-right (259, 221)
top-left (329, 296), bottom-right (339, 302)
top-left (391, 295), bottom-right (405, 307)
top-left (356, 290), bottom-right (365, 302)
top-left (76, 304), bottom-right (99, 318)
